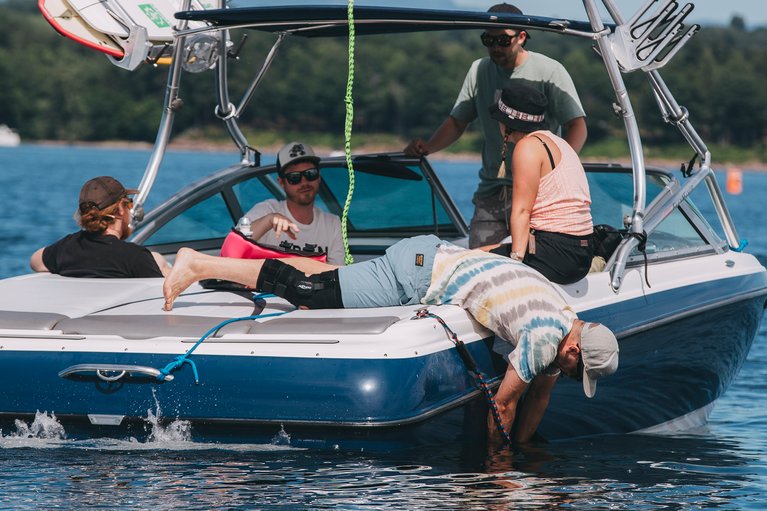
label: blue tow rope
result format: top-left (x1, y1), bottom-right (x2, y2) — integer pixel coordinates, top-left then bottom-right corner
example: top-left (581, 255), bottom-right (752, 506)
top-left (730, 239), bottom-right (748, 252)
top-left (157, 312), bottom-right (288, 384)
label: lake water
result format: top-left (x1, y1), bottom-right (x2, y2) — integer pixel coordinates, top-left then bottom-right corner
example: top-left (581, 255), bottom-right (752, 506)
top-left (0, 145), bottom-right (765, 509)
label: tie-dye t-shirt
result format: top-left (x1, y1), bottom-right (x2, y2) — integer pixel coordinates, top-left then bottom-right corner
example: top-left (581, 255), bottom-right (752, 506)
top-left (422, 243), bottom-right (577, 382)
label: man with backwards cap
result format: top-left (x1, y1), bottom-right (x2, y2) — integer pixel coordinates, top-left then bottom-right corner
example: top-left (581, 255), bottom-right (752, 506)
top-left (405, 3), bottom-right (588, 249)
top-left (30, 176), bottom-right (169, 278)
top-left (242, 141), bottom-right (345, 265)
top-left (162, 234), bottom-right (619, 444)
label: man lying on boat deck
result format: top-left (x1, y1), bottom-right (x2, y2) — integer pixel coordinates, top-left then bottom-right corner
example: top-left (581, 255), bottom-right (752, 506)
top-left (29, 176), bottom-right (170, 278)
top-left (162, 235), bottom-right (619, 444)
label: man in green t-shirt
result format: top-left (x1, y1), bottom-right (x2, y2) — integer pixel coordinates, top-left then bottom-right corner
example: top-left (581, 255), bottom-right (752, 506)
top-left (404, 3), bottom-right (587, 248)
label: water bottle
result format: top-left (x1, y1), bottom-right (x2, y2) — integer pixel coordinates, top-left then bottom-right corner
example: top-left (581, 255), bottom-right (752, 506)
top-left (235, 215), bottom-right (253, 238)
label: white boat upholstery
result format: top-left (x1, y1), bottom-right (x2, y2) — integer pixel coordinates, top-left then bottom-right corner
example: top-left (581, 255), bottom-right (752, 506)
top-left (54, 314), bottom-right (253, 339)
top-left (247, 316), bottom-right (401, 335)
top-left (0, 273), bottom-right (163, 318)
top-left (0, 311), bottom-right (69, 330)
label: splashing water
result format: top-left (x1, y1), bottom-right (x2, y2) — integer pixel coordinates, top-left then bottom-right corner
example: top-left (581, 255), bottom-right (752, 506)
top-left (144, 407), bottom-right (192, 443)
top-left (144, 388), bottom-right (192, 443)
top-left (10, 411), bottom-right (66, 440)
top-left (271, 424), bottom-right (291, 446)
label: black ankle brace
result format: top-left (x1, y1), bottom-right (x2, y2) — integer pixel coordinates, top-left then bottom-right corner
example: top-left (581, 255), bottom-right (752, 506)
top-left (256, 259), bottom-right (343, 309)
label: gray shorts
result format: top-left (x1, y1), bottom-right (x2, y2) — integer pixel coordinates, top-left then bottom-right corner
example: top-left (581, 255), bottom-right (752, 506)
top-left (338, 235), bottom-right (442, 308)
top-left (469, 189), bottom-right (511, 248)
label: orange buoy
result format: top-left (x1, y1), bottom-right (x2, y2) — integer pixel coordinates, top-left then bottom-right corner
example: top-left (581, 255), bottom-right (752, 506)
top-left (726, 167), bottom-right (743, 195)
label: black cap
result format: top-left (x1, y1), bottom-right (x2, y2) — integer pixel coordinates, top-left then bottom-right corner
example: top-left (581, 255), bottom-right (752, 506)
top-left (487, 3), bottom-right (530, 40)
top-left (488, 83), bottom-right (547, 132)
top-left (488, 3), bottom-right (522, 15)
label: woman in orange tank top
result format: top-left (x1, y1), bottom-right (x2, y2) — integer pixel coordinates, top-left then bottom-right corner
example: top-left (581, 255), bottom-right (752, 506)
top-left (483, 83), bottom-right (594, 284)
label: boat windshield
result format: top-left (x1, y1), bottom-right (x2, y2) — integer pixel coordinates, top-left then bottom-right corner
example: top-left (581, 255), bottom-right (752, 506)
top-left (588, 168), bottom-right (719, 261)
top-left (139, 157), bottom-right (462, 248)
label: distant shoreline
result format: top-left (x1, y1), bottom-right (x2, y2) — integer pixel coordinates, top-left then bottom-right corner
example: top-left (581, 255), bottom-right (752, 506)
top-left (32, 139), bottom-right (767, 172)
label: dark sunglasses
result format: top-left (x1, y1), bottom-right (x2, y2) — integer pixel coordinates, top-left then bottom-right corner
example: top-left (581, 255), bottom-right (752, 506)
top-left (480, 33), bottom-right (519, 48)
top-left (283, 167), bottom-right (320, 185)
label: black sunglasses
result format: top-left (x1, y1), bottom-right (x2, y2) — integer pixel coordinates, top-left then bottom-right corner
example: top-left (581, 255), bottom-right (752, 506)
top-left (283, 167), bottom-right (320, 185)
top-left (480, 33), bottom-right (519, 48)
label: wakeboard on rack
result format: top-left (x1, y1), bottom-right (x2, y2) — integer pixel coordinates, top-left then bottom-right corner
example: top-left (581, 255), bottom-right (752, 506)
top-left (38, 0), bottom-right (211, 69)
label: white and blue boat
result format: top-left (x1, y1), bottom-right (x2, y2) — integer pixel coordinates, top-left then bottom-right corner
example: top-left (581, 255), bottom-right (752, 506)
top-left (1, 0), bottom-right (765, 447)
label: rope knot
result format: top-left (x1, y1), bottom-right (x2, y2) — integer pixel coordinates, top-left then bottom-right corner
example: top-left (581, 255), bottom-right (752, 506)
top-left (412, 308), bottom-right (432, 320)
top-left (628, 230), bottom-right (651, 288)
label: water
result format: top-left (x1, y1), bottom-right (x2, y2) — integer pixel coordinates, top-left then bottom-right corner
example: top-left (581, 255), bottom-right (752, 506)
top-left (1, 145), bottom-right (766, 509)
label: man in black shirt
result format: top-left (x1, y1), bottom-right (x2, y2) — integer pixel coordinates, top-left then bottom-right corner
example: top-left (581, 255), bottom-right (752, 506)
top-left (30, 176), bottom-right (168, 278)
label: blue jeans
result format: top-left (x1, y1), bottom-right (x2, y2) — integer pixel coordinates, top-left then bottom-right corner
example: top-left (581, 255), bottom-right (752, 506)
top-left (338, 235), bottom-right (442, 308)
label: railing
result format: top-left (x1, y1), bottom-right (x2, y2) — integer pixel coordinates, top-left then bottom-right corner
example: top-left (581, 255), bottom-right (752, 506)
top-left (585, 0), bottom-right (741, 290)
top-left (59, 364), bottom-right (174, 382)
top-left (123, 0), bottom-right (741, 292)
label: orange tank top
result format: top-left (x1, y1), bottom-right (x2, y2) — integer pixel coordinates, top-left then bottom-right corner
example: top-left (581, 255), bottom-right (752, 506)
top-left (528, 131), bottom-right (593, 236)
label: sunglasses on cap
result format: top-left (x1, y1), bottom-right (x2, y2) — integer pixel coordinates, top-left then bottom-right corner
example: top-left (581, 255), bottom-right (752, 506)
top-left (282, 167), bottom-right (320, 185)
top-left (480, 32), bottom-right (519, 48)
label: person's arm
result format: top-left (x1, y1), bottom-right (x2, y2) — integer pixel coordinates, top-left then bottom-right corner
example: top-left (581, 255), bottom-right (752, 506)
top-left (488, 362), bottom-right (528, 444)
top-left (404, 116), bottom-right (468, 157)
top-left (512, 372), bottom-right (558, 443)
top-left (250, 213), bottom-right (299, 241)
top-left (477, 243), bottom-right (502, 252)
top-left (509, 137), bottom-right (542, 259)
top-left (562, 116), bottom-right (588, 153)
top-left (29, 248), bottom-right (49, 272)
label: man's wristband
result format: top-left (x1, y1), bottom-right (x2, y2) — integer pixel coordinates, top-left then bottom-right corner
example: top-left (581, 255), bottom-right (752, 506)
top-left (510, 251), bottom-right (524, 261)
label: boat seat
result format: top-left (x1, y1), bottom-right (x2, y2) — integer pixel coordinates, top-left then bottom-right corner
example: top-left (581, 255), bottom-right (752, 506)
top-left (54, 315), bottom-right (253, 339)
top-left (248, 316), bottom-right (400, 335)
top-left (0, 311), bottom-right (70, 330)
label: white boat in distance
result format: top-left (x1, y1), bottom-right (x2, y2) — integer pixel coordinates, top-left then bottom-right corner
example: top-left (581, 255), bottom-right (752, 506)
top-left (0, 124), bottom-right (20, 147)
top-left (2, 0), bottom-right (764, 448)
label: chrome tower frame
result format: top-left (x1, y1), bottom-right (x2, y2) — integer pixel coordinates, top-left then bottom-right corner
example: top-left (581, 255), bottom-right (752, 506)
top-left (131, 0), bottom-right (741, 291)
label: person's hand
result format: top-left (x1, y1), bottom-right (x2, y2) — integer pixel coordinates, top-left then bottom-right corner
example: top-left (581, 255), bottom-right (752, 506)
top-left (404, 138), bottom-right (429, 157)
top-left (270, 213), bottom-right (299, 240)
top-left (487, 410), bottom-right (509, 447)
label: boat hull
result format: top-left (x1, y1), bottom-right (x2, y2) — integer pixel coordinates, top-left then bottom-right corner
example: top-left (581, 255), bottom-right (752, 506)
top-left (540, 294), bottom-right (765, 440)
top-left (0, 334), bottom-right (502, 446)
top-left (1, 256), bottom-right (765, 447)
top-left (2, 294), bottom-right (763, 446)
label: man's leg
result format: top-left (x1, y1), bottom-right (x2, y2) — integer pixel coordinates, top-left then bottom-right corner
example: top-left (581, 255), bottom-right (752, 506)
top-left (163, 248), bottom-right (337, 310)
top-left (335, 235), bottom-right (442, 308)
top-left (468, 190), bottom-right (511, 248)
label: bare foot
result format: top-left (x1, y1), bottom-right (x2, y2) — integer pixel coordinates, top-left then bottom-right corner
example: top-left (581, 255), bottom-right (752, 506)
top-left (163, 247), bottom-right (202, 311)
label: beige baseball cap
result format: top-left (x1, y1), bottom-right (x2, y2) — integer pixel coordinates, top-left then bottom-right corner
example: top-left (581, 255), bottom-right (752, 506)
top-left (580, 323), bottom-right (619, 398)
